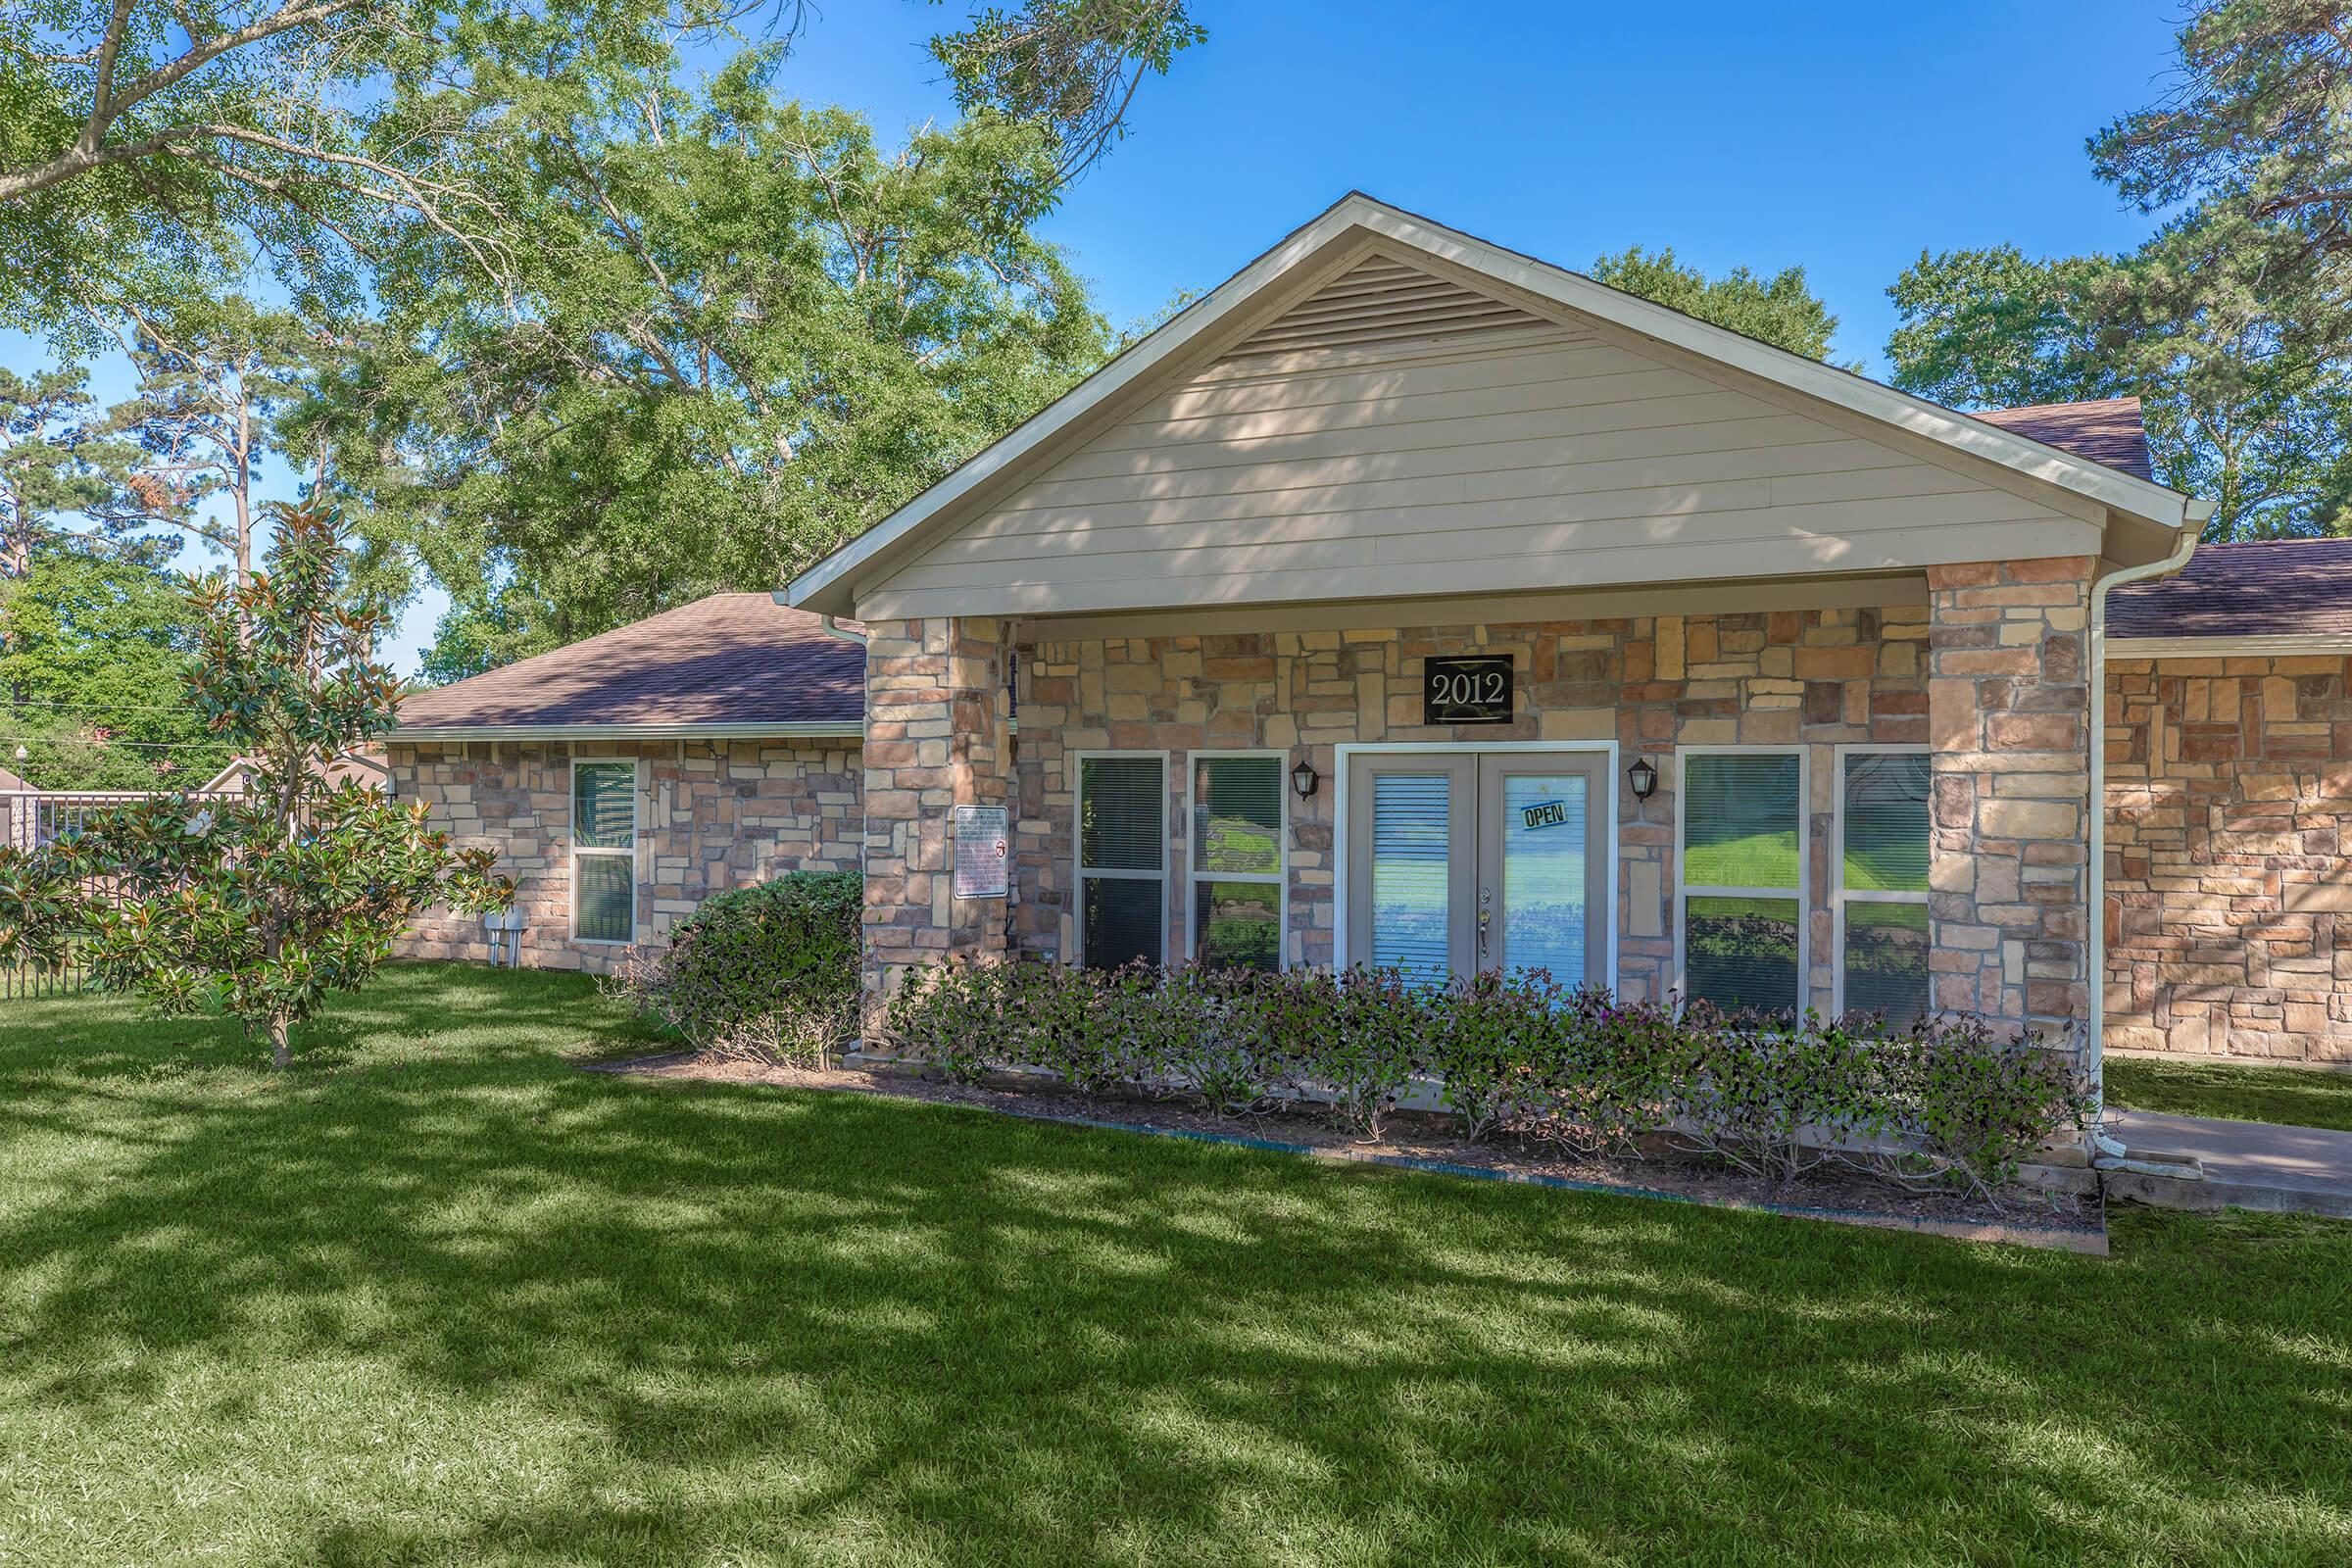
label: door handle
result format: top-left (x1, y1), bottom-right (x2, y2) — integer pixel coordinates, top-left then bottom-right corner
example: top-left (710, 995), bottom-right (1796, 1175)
top-left (1478, 887), bottom-right (1491, 961)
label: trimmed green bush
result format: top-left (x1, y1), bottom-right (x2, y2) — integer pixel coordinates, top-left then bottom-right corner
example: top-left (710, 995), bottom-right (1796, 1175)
top-left (880, 960), bottom-right (2090, 1195)
top-left (606, 871), bottom-right (861, 1064)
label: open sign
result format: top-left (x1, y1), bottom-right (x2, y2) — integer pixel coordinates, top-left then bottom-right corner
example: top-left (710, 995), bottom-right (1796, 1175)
top-left (1520, 799), bottom-right (1571, 831)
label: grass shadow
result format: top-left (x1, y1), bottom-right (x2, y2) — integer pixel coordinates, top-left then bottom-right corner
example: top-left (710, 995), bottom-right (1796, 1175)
top-left (2, 964), bottom-right (2348, 1565)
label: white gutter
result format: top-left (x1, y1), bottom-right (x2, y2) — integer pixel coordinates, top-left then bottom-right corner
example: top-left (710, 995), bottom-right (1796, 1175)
top-left (2108, 631), bottom-right (2352, 659)
top-left (2085, 506), bottom-right (2209, 1136)
top-left (773, 591), bottom-right (868, 647)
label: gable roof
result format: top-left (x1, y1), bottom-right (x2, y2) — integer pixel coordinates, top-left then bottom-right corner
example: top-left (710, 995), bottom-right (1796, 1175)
top-left (0, 766), bottom-right (27, 792)
top-left (789, 193), bottom-right (2212, 616)
top-left (1973, 398), bottom-right (2154, 483)
top-left (390, 593), bottom-right (864, 739)
top-left (200, 751), bottom-right (389, 796)
top-left (2109, 538), bottom-right (2352, 645)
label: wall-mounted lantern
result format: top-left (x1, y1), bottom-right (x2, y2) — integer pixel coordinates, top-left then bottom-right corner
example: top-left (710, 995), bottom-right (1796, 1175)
top-left (1290, 758), bottom-right (1321, 800)
top-left (1627, 756), bottom-right (1659, 802)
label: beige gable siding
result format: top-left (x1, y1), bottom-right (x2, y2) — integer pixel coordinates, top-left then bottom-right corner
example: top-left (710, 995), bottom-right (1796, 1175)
top-left (860, 269), bottom-right (2102, 619)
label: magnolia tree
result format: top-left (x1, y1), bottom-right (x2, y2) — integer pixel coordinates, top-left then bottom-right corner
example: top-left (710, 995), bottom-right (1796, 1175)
top-left (0, 498), bottom-right (511, 1067)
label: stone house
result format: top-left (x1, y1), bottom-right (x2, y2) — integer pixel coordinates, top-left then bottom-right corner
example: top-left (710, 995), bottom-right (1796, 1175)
top-left (386, 195), bottom-right (2352, 1070)
top-left (2104, 538), bottom-right (2352, 1065)
top-left (386, 593), bottom-right (863, 970)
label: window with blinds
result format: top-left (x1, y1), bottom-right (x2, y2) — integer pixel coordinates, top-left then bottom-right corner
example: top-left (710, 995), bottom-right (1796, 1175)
top-left (1837, 749), bottom-right (1931, 1024)
top-left (1370, 772), bottom-right (1452, 980)
top-left (571, 760), bottom-right (636, 943)
top-left (1191, 754), bottom-right (1284, 971)
top-left (1078, 754), bottom-right (1165, 969)
top-left (1678, 750), bottom-right (1803, 1016)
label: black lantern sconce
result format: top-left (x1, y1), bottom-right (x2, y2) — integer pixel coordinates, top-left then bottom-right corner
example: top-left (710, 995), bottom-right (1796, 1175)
top-left (1291, 758), bottom-right (1321, 800)
top-left (1627, 756), bottom-right (1658, 802)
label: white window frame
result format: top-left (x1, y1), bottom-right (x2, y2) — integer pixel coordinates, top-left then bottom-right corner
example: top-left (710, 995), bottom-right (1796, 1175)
top-left (1832, 743), bottom-right (1933, 1019)
top-left (569, 756), bottom-right (639, 946)
top-left (1071, 749), bottom-right (1170, 969)
top-left (1185, 749), bottom-right (1289, 970)
top-left (1673, 743), bottom-right (1809, 1014)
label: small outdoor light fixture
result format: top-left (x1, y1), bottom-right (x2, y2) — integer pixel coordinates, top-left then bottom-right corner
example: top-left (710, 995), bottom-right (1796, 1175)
top-left (1290, 758), bottom-right (1320, 800)
top-left (1627, 756), bottom-right (1659, 802)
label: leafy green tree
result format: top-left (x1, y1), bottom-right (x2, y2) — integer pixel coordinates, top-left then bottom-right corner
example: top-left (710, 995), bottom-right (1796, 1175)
top-left (0, 364), bottom-right (168, 583)
top-left (928, 0), bottom-right (1203, 182)
top-left (1884, 1), bottom-right (2352, 540)
top-left (0, 1), bottom-right (804, 339)
top-left (320, 67), bottom-right (1110, 663)
top-left (0, 548), bottom-right (234, 789)
top-left (1888, 243), bottom-right (2352, 539)
top-left (98, 296), bottom-right (317, 587)
top-left (0, 497), bottom-right (512, 1067)
top-left (2, 364), bottom-right (184, 716)
top-left (1589, 245), bottom-right (1848, 363)
top-left (1, 1), bottom-right (1199, 341)
top-left (2088, 0), bottom-right (2352, 310)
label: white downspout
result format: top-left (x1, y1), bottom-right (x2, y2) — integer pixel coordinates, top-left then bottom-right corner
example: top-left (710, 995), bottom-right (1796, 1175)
top-left (2086, 505), bottom-right (2208, 1141)
top-left (772, 591), bottom-right (867, 647)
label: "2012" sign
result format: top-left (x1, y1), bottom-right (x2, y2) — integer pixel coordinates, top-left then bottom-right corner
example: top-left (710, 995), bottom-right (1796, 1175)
top-left (1423, 655), bottom-right (1513, 726)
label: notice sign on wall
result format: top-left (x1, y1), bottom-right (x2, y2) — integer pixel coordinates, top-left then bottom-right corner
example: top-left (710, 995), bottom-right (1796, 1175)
top-left (953, 804), bottom-right (1009, 899)
top-left (1423, 655), bottom-right (1514, 726)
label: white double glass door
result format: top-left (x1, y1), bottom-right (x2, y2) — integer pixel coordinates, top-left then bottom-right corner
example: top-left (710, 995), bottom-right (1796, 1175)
top-left (1344, 752), bottom-right (1607, 986)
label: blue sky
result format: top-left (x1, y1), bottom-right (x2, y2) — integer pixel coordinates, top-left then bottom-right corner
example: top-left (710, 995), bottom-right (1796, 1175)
top-left (12, 1), bottom-right (2189, 675)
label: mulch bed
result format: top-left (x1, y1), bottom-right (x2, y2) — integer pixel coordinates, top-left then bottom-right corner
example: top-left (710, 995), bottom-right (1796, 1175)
top-left (599, 1050), bottom-right (2106, 1251)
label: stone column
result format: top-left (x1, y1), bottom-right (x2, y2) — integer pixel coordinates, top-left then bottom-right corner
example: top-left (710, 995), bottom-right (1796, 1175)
top-left (860, 615), bottom-right (1015, 1005)
top-left (1926, 558), bottom-right (2094, 1044)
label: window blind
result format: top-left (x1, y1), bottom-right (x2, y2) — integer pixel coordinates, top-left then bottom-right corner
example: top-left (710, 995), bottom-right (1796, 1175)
top-left (1078, 756), bottom-right (1165, 969)
top-left (1080, 757), bottom-right (1163, 873)
top-left (1370, 773), bottom-right (1452, 979)
top-left (572, 762), bottom-right (635, 850)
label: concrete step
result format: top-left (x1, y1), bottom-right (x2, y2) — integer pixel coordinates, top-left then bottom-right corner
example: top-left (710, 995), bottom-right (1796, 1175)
top-left (2104, 1107), bottom-right (2352, 1219)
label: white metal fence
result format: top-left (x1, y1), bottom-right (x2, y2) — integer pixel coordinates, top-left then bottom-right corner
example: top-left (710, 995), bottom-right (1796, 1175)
top-left (1, 789), bottom-right (233, 1000)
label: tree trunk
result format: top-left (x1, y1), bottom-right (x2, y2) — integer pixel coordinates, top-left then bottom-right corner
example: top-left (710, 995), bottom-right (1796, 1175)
top-left (269, 1013), bottom-right (291, 1070)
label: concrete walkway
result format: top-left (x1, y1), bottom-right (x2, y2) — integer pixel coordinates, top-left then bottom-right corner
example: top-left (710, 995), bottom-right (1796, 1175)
top-left (2108, 1108), bottom-right (2352, 1218)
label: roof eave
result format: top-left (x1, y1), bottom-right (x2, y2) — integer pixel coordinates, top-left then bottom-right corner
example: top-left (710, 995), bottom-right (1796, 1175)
top-left (385, 721), bottom-right (864, 743)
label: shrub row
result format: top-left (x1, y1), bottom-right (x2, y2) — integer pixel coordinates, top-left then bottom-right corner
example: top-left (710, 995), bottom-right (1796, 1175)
top-left (882, 961), bottom-right (2090, 1194)
top-left (605, 871), bottom-right (861, 1067)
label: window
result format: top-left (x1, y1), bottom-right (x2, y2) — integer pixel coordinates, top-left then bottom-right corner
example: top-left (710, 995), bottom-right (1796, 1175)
top-left (1836, 748), bottom-right (1931, 1024)
top-left (1677, 748), bottom-right (1805, 1016)
top-left (1190, 753), bottom-right (1285, 971)
top-left (1077, 753), bottom-right (1166, 969)
top-left (571, 759), bottom-right (637, 944)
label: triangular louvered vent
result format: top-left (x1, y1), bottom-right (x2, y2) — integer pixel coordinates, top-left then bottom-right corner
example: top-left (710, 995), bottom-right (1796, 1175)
top-left (1220, 256), bottom-right (1554, 360)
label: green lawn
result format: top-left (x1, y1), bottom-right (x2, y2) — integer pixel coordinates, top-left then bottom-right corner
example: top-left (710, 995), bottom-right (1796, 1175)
top-left (3, 966), bottom-right (2349, 1566)
top-left (2106, 1054), bottom-right (2352, 1133)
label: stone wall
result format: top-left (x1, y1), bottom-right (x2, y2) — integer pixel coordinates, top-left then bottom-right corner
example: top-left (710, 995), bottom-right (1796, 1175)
top-left (388, 736), bottom-right (861, 972)
top-left (860, 617), bottom-right (1015, 996)
top-left (1925, 559), bottom-right (2094, 1039)
top-left (1011, 603), bottom-right (1931, 1012)
top-left (2106, 653), bottom-right (2352, 1063)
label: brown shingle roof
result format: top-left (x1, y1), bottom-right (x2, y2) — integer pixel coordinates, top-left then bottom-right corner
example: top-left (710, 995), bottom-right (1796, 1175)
top-left (2108, 538), bottom-right (2352, 641)
top-left (394, 593), bottom-right (864, 732)
top-left (1972, 397), bottom-right (2155, 482)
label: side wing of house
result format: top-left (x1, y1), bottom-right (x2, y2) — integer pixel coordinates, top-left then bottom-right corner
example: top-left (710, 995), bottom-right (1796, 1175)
top-left (857, 249), bottom-right (2107, 620)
